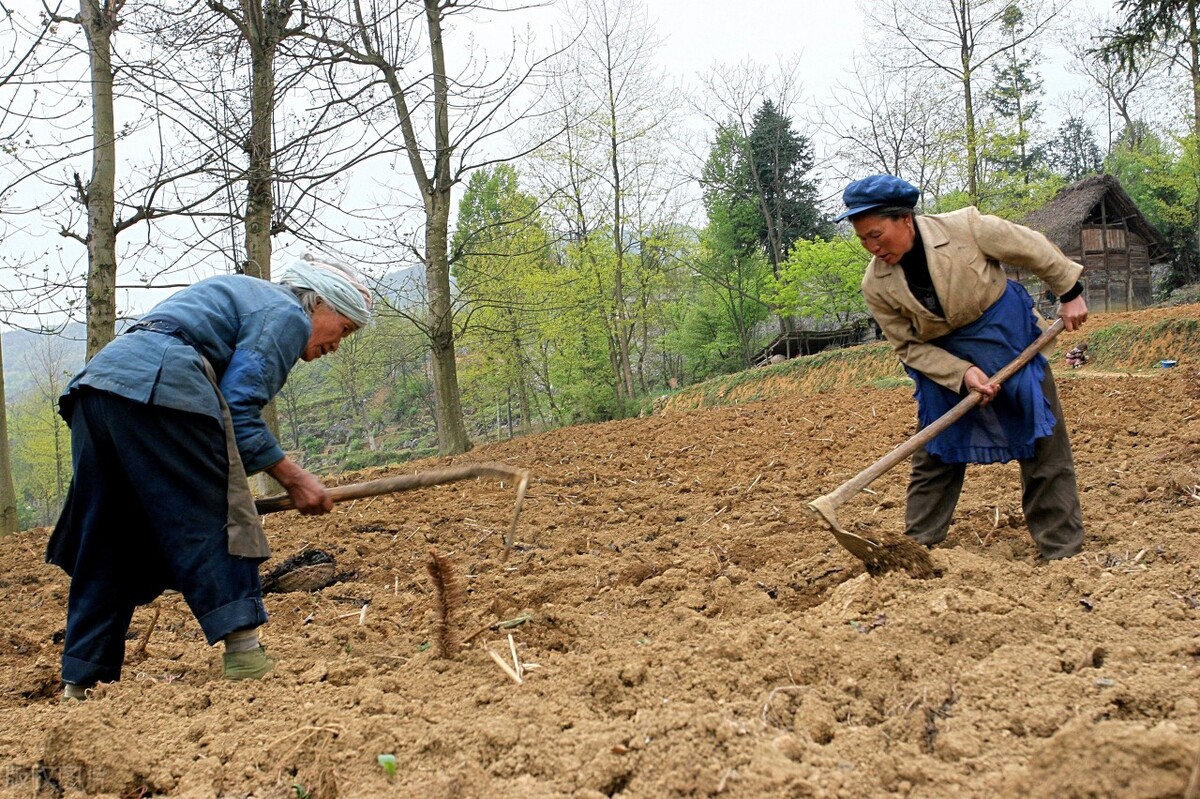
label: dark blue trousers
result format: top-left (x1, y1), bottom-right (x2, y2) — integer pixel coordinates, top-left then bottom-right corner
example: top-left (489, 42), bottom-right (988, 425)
top-left (48, 390), bottom-right (268, 685)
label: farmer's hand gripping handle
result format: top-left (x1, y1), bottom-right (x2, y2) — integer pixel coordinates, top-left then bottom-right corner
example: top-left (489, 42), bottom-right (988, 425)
top-left (810, 318), bottom-right (1065, 517)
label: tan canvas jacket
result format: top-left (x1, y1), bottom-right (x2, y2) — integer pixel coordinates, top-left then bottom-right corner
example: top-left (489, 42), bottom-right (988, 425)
top-left (862, 206), bottom-right (1083, 392)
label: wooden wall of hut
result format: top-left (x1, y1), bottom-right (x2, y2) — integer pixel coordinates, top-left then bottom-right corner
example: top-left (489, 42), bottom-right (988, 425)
top-left (1077, 226), bottom-right (1153, 311)
top-left (1004, 225), bottom-right (1153, 313)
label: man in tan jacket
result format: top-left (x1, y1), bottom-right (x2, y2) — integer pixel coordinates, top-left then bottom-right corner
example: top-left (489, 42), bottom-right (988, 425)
top-left (837, 174), bottom-right (1088, 561)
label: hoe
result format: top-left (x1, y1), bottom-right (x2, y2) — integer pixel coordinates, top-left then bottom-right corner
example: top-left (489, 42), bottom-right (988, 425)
top-left (808, 319), bottom-right (1066, 577)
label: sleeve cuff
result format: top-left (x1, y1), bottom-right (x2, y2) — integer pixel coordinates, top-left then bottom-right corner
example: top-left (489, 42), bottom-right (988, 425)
top-left (243, 442), bottom-right (286, 475)
top-left (1058, 281), bottom-right (1084, 303)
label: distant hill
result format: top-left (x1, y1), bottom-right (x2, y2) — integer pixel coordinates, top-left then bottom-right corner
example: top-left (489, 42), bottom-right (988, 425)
top-left (377, 262), bottom-right (440, 309)
top-left (2, 324), bottom-right (87, 401)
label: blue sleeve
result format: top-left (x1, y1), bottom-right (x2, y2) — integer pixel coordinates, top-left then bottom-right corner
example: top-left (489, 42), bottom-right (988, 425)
top-left (219, 308), bottom-right (310, 474)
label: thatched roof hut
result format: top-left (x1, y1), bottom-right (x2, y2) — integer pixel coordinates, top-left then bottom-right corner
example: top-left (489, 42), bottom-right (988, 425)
top-left (1009, 174), bottom-right (1170, 311)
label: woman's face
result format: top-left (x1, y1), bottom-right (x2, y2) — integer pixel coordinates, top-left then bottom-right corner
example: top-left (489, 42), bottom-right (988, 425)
top-left (851, 213), bottom-right (915, 265)
top-left (303, 301), bottom-right (357, 361)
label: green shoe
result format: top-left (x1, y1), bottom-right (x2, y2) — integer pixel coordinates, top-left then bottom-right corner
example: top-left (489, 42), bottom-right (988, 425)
top-left (223, 646), bottom-right (276, 680)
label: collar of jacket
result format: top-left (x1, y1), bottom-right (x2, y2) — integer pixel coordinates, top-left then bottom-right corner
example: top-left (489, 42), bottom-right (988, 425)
top-left (866, 214), bottom-right (956, 328)
top-left (868, 214), bottom-right (950, 277)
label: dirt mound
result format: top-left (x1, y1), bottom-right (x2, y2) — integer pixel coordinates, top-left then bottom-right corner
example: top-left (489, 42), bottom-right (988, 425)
top-left (1, 320), bottom-right (1198, 797)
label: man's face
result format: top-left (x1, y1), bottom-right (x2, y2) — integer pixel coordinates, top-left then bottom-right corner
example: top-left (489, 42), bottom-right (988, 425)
top-left (851, 214), bottom-right (916, 265)
top-left (303, 301), bottom-right (356, 361)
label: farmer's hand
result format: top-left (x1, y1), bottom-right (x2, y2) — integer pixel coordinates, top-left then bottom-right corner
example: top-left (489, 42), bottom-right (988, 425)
top-left (964, 366), bottom-right (999, 407)
top-left (1059, 295), bottom-right (1088, 332)
top-left (266, 456), bottom-right (333, 515)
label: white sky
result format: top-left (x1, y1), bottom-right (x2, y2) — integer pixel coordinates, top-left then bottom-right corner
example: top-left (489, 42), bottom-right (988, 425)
top-left (647, 0), bottom-right (864, 93)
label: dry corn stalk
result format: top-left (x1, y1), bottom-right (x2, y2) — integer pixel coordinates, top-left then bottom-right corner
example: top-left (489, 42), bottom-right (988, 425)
top-left (425, 548), bottom-right (464, 658)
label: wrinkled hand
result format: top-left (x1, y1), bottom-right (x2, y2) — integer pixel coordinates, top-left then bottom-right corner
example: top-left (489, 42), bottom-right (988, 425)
top-left (1059, 295), bottom-right (1088, 332)
top-left (963, 366), bottom-right (999, 407)
top-left (266, 456), bottom-right (333, 515)
top-left (285, 471), bottom-right (333, 515)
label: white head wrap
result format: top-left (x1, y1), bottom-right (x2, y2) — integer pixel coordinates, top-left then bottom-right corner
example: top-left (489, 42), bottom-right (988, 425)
top-left (278, 252), bottom-right (373, 328)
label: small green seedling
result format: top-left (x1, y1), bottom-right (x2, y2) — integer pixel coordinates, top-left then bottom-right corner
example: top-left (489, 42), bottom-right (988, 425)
top-left (378, 753), bottom-right (398, 779)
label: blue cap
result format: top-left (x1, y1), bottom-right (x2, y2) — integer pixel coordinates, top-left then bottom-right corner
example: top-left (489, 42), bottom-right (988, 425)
top-left (834, 174), bottom-right (920, 222)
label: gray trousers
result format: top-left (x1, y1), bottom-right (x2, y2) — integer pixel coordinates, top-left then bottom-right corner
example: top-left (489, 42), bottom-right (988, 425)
top-left (904, 369), bottom-right (1084, 560)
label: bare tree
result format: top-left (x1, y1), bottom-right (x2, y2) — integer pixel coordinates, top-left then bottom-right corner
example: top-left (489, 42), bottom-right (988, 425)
top-left (198, 0), bottom-right (307, 278)
top-left (0, 5), bottom-right (66, 534)
top-left (862, 0), bottom-right (1065, 202)
top-left (827, 55), bottom-right (961, 196)
top-left (1062, 11), bottom-right (1169, 151)
top-left (302, 0), bottom-right (562, 454)
top-left (36, 0), bottom-right (125, 358)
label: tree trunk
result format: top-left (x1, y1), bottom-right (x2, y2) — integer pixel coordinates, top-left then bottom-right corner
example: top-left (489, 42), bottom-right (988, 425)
top-left (81, 0), bottom-right (118, 361)
top-left (609, 165), bottom-right (636, 405)
top-left (423, 0), bottom-right (472, 455)
top-left (427, 209), bottom-right (471, 453)
top-left (242, 1), bottom-right (279, 280)
top-left (238, 0), bottom-right (291, 488)
top-left (510, 325), bottom-right (533, 435)
top-left (0, 338), bottom-right (17, 535)
top-left (604, 33), bottom-right (637, 407)
top-left (1189, 2), bottom-right (1200, 266)
top-left (962, 54), bottom-right (978, 203)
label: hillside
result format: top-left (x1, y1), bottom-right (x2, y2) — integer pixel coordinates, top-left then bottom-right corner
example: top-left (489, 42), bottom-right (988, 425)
top-left (0, 304), bottom-right (1197, 798)
top-left (1, 326), bottom-right (86, 401)
top-left (659, 303), bottom-right (1200, 413)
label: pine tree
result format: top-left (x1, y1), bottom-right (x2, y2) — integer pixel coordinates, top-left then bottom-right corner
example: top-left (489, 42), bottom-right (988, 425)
top-left (746, 100), bottom-right (826, 273)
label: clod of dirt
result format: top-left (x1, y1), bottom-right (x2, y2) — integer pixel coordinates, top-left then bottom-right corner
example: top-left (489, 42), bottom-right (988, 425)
top-left (261, 548), bottom-right (337, 593)
top-left (860, 531), bottom-right (937, 579)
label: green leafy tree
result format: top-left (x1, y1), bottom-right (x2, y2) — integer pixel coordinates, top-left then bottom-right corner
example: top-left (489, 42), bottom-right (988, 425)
top-left (533, 239), bottom-right (628, 422)
top-left (689, 122), bottom-right (774, 371)
top-left (747, 100), bottom-right (828, 271)
top-left (451, 164), bottom-right (555, 437)
top-left (6, 336), bottom-right (72, 528)
top-left (526, 0), bottom-right (687, 417)
top-left (1105, 126), bottom-right (1199, 291)
top-left (975, 4), bottom-right (1068, 216)
top-left (1102, 0), bottom-right (1200, 279)
top-left (985, 5), bottom-right (1045, 184)
top-left (699, 124), bottom-right (761, 254)
top-left (768, 238), bottom-right (869, 326)
top-left (8, 392), bottom-right (69, 528)
top-left (865, 0), bottom-right (1063, 203)
top-left (678, 224), bottom-right (772, 375)
top-left (666, 281), bottom-right (759, 380)
top-left (1045, 117), bottom-right (1103, 181)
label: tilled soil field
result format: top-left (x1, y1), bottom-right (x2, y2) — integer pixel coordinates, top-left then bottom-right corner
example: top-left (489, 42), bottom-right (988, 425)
top-left (1, 329), bottom-right (1198, 798)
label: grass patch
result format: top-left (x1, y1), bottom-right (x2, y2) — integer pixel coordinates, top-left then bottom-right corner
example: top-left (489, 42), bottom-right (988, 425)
top-left (657, 306), bottom-right (1200, 414)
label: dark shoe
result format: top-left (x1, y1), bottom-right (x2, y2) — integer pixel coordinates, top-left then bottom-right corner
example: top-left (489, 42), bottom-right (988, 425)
top-left (223, 646), bottom-right (276, 680)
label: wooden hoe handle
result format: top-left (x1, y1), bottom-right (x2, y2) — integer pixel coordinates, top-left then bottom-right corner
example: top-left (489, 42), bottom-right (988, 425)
top-left (255, 462), bottom-right (531, 561)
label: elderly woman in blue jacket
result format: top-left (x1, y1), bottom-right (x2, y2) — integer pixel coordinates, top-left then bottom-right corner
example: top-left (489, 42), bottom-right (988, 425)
top-left (837, 175), bottom-right (1088, 563)
top-left (48, 254), bottom-right (372, 699)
